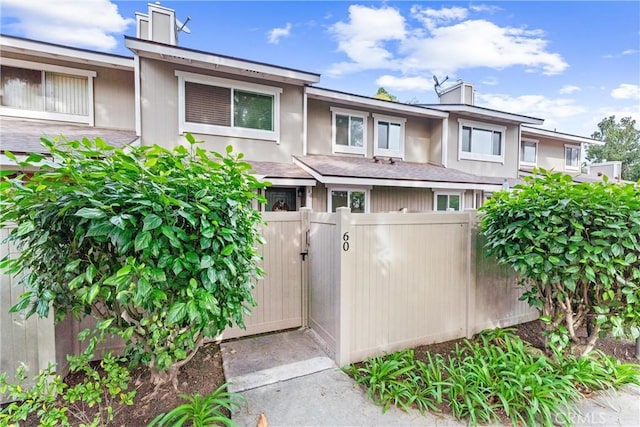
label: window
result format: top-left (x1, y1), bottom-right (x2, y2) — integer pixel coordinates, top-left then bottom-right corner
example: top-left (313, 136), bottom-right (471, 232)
top-left (331, 107), bottom-right (368, 155)
top-left (520, 139), bottom-right (538, 166)
top-left (176, 71), bottom-right (281, 141)
top-left (328, 188), bottom-right (368, 213)
top-left (374, 114), bottom-right (405, 158)
top-left (0, 58), bottom-right (95, 124)
top-left (565, 145), bottom-right (580, 170)
top-left (434, 192), bottom-right (463, 211)
top-left (458, 119), bottom-right (506, 163)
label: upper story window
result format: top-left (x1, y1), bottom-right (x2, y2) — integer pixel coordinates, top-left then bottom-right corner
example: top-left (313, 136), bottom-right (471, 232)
top-left (458, 119), bottom-right (506, 163)
top-left (565, 145), bottom-right (580, 170)
top-left (331, 107), bottom-right (368, 155)
top-left (175, 70), bottom-right (281, 141)
top-left (373, 114), bottom-right (405, 158)
top-left (0, 58), bottom-right (95, 125)
top-left (434, 191), bottom-right (463, 212)
top-left (328, 187), bottom-right (369, 213)
top-left (520, 139), bottom-right (538, 166)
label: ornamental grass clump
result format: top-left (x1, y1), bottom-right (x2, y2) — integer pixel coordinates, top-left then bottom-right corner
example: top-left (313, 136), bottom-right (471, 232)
top-left (346, 327), bottom-right (640, 427)
top-left (0, 134), bottom-right (267, 389)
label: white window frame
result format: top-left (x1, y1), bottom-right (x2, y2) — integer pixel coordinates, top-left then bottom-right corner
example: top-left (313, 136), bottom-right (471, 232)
top-left (0, 58), bottom-right (96, 125)
top-left (564, 144), bottom-right (581, 170)
top-left (331, 107), bottom-right (368, 155)
top-left (175, 70), bottom-right (281, 141)
top-left (520, 138), bottom-right (538, 167)
top-left (373, 113), bottom-right (405, 159)
top-left (433, 191), bottom-right (464, 212)
top-left (327, 186), bottom-right (371, 213)
top-left (458, 119), bottom-right (506, 163)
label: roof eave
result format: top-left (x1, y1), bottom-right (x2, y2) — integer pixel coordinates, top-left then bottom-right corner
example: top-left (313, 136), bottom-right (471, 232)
top-left (0, 34), bottom-right (134, 70)
top-left (306, 86), bottom-right (449, 119)
top-left (521, 125), bottom-right (604, 145)
top-left (125, 37), bottom-right (320, 85)
top-left (425, 104), bottom-right (544, 125)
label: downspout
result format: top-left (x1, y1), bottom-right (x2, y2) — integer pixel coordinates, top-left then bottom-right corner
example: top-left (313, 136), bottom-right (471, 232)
top-left (303, 86), bottom-right (308, 156)
top-left (441, 117), bottom-right (448, 168)
top-left (134, 54), bottom-right (142, 141)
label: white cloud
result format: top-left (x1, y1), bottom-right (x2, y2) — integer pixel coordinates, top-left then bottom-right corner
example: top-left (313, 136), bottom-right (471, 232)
top-left (410, 6), bottom-right (468, 31)
top-left (559, 85), bottom-right (581, 94)
top-left (268, 23), bottom-right (292, 44)
top-left (327, 5), bottom-right (406, 76)
top-left (401, 19), bottom-right (567, 76)
top-left (611, 83), bottom-right (640, 100)
top-left (327, 5), bottom-right (568, 78)
top-left (469, 4), bottom-right (502, 14)
top-left (375, 75), bottom-right (432, 92)
top-left (476, 92), bottom-right (587, 130)
top-left (1, 0), bottom-right (133, 50)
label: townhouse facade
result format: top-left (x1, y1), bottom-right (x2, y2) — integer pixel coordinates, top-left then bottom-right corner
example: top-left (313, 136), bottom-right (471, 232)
top-left (1, 2), bottom-right (605, 211)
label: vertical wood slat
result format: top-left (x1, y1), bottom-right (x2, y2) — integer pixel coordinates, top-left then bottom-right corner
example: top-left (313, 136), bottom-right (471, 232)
top-left (224, 211), bottom-right (303, 339)
top-left (0, 227), bottom-right (55, 404)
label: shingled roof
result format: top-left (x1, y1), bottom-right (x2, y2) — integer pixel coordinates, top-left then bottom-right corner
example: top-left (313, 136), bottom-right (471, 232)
top-left (0, 117), bottom-right (138, 154)
top-left (294, 154), bottom-right (512, 189)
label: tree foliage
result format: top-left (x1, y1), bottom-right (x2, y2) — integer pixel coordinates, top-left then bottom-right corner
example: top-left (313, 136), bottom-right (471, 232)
top-left (374, 87), bottom-right (398, 102)
top-left (479, 170), bottom-right (640, 356)
top-left (0, 135), bottom-right (266, 387)
top-left (587, 115), bottom-right (640, 182)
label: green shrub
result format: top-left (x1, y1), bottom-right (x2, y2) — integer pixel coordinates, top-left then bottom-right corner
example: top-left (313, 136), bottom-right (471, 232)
top-left (0, 352), bottom-right (134, 426)
top-left (0, 134), bottom-right (267, 387)
top-left (479, 170), bottom-right (640, 356)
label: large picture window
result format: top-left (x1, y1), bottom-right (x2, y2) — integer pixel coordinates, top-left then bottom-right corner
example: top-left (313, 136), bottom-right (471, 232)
top-left (328, 188), bottom-right (368, 213)
top-left (458, 119), bottom-right (505, 163)
top-left (0, 58), bottom-right (95, 124)
top-left (520, 139), bottom-right (538, 166)
top-left (331, 107), bottom-right (367, 155)
top-left (434, 191), bottom-right (463, 212)
top-left (374, 114), bottom-right (405, 158)
top-left (176, 71), bottom-right (281, 141)
top-left (565, 145), bottom-right (580, 170)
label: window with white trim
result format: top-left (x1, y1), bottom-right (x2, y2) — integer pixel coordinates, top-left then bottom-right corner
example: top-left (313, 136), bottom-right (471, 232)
top-left (0, 58), bottom-right (95, 124)
top-left (520, 139), bottom-right (538, 166)
top-left (565, 145), bottom-right (580, 170)
top-left (458, 119), bottom-right (505, 163)
top-left (331, 107), bottom-right (367, 155)
top-left (175, 70), bottom-right (281, 141)
top-left (328, 188), bottom-right (369, 213)
top-left (373, 114), bottom-right (405, 158)
top-left (434, 191), bottom-right (463, 212)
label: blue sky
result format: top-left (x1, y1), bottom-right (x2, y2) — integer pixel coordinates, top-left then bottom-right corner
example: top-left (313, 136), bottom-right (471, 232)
top-left (2, 0), bottom-right (639, 137)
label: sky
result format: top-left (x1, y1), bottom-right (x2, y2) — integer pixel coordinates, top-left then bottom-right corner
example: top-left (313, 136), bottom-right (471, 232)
top-left (1, 0), bottom-right (639, 137)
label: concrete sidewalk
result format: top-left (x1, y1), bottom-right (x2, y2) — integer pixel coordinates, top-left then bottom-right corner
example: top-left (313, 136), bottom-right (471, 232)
top-left (220, 328), bottom-right (640, 427)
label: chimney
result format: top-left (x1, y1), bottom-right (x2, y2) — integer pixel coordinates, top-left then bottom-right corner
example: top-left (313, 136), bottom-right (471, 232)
top-left (136, 2), bottom-right (178, 46)
top-left (438, 81), bottom-right (475, 105)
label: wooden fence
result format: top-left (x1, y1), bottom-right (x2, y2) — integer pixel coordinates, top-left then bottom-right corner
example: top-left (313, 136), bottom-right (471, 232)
top-left (1, 209), bottom-right (536, 402)
top-left (307, 208), bottom-right (537, 365)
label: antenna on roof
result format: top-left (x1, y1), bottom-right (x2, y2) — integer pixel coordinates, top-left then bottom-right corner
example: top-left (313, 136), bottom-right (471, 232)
top-left (433, 75), bottom-right (449, 97)
top-left (176, 16), bottom-right (192, 34)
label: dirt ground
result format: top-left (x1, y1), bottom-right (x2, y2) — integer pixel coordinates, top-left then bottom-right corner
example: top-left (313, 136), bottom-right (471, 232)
top-left (14, 319), bottom-right (639, 426)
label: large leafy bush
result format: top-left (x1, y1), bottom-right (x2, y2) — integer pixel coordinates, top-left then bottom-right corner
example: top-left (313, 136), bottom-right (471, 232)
top-left (479, 170), bottom-right (640, 356)
top-left (0, 135), bottom-right (266, 386)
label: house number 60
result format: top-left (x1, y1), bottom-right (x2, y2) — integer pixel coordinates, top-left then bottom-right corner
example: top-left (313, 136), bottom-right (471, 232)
top-left (342, 232), bottom-right (349, 251)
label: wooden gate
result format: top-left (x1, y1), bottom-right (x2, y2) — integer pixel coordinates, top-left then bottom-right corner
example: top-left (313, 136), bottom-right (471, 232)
top-left (223, 211), bottom-right (305, 339)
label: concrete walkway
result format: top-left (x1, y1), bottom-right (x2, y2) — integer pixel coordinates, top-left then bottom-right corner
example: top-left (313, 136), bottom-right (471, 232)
top-left (220, 328), bottom-right (640, 427)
